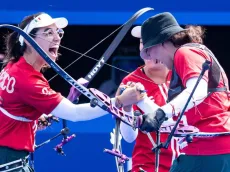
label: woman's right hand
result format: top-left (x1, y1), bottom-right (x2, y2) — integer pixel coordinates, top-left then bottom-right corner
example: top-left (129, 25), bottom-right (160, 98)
top-left (116, 82), bottom-right (147, 111)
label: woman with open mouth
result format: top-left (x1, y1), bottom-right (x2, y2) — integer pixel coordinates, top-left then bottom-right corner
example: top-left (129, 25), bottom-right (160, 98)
top-left (0, 12), bottom-right (144, 172)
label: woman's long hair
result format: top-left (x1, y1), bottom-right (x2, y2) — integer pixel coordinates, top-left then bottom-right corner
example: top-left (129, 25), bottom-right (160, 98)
top-left (2, 12), bottom-right (44, 68)
top-left (170, 25), bottom-right (205, 47)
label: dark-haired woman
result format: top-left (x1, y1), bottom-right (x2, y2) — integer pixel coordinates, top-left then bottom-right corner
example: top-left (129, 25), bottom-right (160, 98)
top-left (119, 25), bottom-right (205, 172)
top-left (0, 12), bottom-right (144, 171)
top-left (139, 12), bottom-right (230, 172)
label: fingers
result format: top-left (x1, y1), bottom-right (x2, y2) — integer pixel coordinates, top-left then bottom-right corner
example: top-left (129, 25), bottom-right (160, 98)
top-left (116, 82), bottom-right (147, 107)
top-left (123, 82), bottom-right (146, 92)
top-left (77, 78), bottom-right (89, 87)
top-left (38, 118), bottom-right (51, 127)
top-left (38, 114), bottom-right (59, 127)
top-left (135, 82), bottom-right (145, 91)
top-left (139, 93), bottom-right (146, 100)
top-left (127, 81), bottom-right (135, 87)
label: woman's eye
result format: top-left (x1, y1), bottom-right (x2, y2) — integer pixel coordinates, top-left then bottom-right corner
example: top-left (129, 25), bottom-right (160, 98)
top-left (48, 31), bottom-right (53, 36)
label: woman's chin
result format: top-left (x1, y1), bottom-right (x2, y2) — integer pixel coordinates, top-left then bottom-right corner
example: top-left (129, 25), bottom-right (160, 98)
top-left (49, 53), bottom-right (57, 61)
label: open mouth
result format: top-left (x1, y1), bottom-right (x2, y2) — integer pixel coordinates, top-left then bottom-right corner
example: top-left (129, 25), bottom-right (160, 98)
top-left (49, 47), bottom-right (58, 57)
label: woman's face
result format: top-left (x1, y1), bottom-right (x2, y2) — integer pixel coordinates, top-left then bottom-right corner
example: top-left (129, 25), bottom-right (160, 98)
top-left (33, 23), bottom-right (64, 61)
top-left (144, 58), bottom-right (166, 71)
top-left (145, 44), bottom-right (173, 69)
top-left (140, 39), bottom-right (166, 70)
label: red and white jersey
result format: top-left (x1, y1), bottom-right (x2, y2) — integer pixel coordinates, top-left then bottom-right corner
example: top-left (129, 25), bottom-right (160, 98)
top-left (122, 66), bottom-right (180, 172)
top-left (0, 57), bottom-right (63, 152)
top-left (173, 46), bottom-right (230, 155)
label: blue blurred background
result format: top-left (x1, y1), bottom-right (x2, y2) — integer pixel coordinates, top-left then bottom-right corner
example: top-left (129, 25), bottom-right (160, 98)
top-left (1, 0), bottom-right (230, 171)
top-left (1, 0), bottom-right (230, 25)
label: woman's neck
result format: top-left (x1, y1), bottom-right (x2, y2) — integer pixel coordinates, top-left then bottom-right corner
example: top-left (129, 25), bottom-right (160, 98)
top-left (143, 66), bottom-right (169, 85)
top-left (23, 52), bottom-right (43, 72)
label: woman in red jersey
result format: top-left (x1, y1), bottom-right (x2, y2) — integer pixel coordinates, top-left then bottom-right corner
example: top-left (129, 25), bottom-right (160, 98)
top-left (119, 25), bottom-right (178, 172)
top-left (139, 12), bottom-right (230, 172)
top-left (118, 25), bottom-right (197, 172)
top-left (0, 12), bottom-right (143, 172)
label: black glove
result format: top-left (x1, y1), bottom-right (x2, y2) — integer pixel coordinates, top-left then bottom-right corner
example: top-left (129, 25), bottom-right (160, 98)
top-left (140, 108), bottom-right (167, 132)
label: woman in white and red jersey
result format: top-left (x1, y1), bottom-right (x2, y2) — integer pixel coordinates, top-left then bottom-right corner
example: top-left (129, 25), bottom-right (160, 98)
top-left (117, 26), bottom-right (193, 172)
top-left (117, 26), bottom-right (178, 172)
top-left (139, 12), bottom-right (230, 172)
top-left (0, 12), bottom-right (143, 171)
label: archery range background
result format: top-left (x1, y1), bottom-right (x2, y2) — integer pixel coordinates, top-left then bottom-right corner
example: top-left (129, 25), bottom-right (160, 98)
top-left (1, 0), bottom-right (230, 171)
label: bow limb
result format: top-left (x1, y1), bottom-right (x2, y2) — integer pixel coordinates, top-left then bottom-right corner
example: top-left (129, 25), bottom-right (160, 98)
top-left (83, 7), bottom-right (154, 81)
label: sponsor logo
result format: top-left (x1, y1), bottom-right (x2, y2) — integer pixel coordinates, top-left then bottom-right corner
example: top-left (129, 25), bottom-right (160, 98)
top-left (0, 69), bottom-right (16, 94)
top-left (42, 87), bottom-right (55, 95)
top-left (87, 57), bottom-right (105, 79)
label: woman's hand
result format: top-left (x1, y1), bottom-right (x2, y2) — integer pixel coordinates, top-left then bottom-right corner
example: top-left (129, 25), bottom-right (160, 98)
top-left (37, 114), bottom-right (59, 130)
top-left (67, 78), bottom-right (89, 102)
top-left (115, 82), bottom-right (147, 111)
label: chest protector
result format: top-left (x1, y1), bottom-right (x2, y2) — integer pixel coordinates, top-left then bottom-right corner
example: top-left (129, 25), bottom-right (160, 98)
top-left (168, 43), bottom-right (228, 102)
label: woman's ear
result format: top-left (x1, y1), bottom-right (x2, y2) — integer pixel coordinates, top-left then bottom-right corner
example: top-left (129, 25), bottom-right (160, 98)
top-left (24, 39), bottom-right (32, 47)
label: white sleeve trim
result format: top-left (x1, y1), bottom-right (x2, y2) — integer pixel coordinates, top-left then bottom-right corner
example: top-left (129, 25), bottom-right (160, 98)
top-left (161, 77), bottom-right (208, 118)
top-left (0, 106), bottom-right (32, 122)
top-left (51, 97), bottom-right (110, 122)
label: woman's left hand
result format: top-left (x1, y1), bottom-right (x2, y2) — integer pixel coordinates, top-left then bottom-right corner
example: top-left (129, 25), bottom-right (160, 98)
top-left (37, 114), bottom-right (59, 130)
top-left (67, 78), bottom-right (89, 102)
